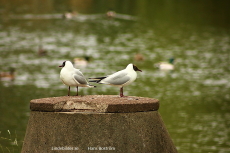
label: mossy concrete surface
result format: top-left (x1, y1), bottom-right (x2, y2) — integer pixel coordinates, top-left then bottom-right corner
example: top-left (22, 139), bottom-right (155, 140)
top-left (22, 96), bottom-right (177, 153)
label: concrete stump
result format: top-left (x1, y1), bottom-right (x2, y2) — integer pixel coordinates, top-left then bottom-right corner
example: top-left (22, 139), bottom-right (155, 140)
top-left (22, 95), bottom-right (177, 153)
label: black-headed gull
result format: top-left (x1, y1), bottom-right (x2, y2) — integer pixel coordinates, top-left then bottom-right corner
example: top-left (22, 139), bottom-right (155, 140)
top-left (89, 63), bottom-right (142, 97)
top-left (59, 61), bottom-right (95, 96)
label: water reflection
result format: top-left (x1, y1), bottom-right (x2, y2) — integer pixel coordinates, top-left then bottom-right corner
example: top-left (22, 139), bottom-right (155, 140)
top-left (1, 0), bottom-right (230, 152)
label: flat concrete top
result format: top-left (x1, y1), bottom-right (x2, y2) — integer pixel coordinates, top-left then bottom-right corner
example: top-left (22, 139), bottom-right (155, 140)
top-left (30, 95), bottom-right (159, 113)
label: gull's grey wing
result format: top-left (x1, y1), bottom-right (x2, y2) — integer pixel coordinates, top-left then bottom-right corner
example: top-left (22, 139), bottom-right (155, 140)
top-left (73, 69), bottom-right (88, 84)
top-left (103, 71), bottom-right (130, 85)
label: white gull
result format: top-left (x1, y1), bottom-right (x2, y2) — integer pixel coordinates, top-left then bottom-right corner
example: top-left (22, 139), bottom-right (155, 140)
top-left (59, 61), bottom-right (95, 96)
top-left (89, 63), bottom-right (142, 97)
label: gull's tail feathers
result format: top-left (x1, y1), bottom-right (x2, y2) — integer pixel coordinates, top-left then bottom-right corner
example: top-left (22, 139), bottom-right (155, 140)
top-left (88, 77), bottom-right (106, 83)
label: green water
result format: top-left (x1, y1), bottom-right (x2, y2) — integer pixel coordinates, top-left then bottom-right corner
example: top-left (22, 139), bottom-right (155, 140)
top-left (0, 1), bottom-right (230, 152)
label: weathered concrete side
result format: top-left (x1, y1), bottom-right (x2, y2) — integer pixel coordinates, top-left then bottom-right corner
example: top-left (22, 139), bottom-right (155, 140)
top-left (22, 95), bottom-right (177, 153)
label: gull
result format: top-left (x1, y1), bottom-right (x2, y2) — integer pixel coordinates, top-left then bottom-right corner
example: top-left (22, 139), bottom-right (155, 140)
top-left (89, 63), bottom-right (142, 97)
top-left (59, 61), bottom-right (95, 96)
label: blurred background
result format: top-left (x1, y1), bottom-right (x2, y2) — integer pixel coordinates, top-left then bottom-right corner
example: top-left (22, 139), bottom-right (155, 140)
top-left (0, 0), bottom-right (230, 152)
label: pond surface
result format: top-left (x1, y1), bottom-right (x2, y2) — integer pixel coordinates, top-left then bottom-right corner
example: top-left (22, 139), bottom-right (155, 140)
top-left (0, 0), bottom-right (230, 152)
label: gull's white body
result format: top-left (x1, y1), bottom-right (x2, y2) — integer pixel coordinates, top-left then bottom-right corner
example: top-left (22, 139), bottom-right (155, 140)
top-left (89, 63), bottom-right (142, 97)
top-left (60, 61), bottom-right (91, 87)
top-left (59, 61), bottom-right (94, 96)
top-left (99, 64), bottom-right (137, 87)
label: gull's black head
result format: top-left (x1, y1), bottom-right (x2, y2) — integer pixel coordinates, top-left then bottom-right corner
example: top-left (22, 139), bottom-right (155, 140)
top-left (133, 65), bottom-right (142, 72)
top-left (59, 61), bottom-right (66, 67)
